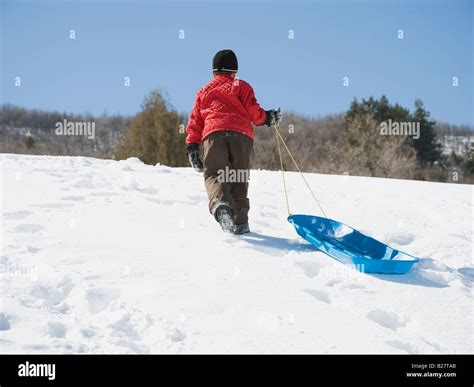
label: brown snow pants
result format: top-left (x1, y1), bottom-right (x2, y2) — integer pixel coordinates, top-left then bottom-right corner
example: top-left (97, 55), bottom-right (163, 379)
top-left (202, 131), bottom-right (253, 225)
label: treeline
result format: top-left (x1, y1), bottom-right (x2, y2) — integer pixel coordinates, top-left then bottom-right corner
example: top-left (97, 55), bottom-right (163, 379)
top-left (114, 91), bottom-right (473, 183)
top-left (1, 92), bottom-right (473, 183)
top-left (0, 104), bottom-right (132, 158)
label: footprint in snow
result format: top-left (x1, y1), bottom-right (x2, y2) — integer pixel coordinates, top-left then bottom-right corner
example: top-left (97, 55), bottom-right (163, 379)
top-left (168, 328), bottom-right (186, 343)
top-left (304, 289), bottom-right (331, 304)
top-left (457, 267), bottom-right (474, 281)
top-left (106, 308), bottom-right (153, 353)
top-left (296, 261), bottom-right (324, 278)
top-left (27, 245), bottom-right (40, 253)
top-left (367, 309), bottom-right (408, 330)
top-left (85, 288), bottom-right (121, 314)
top-left (385, 340), bottom-right (415, 354)
top-left (14, 224), bottom-right (44, 233)
top-left (108, 311), bottom-right (141, 340)
top-left (47, 322), bottom-right (67, 338)
top-left (80, 328), bottom-right (95, 338)
top-left (30, 277), bottom-right (74, 306)
top-left (385, 233), bottom-right (416, 245)
top-left (0, 313), bottom-right (11, 331)
top-left (421, 338), bottom-right (447, 353)
top-left (2, 211), bottom-right (31, 220)
top-left (325, 278), bottom-right (342, 287)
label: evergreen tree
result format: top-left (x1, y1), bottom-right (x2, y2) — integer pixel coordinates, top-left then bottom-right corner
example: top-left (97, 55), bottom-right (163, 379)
top-left (410, 99), bottom-right (441, 166)
top-left (346, 95), bottom-right (410, 124)
top-left (114, 90), bottom-right (187, 166)
top-left (346, 96), bottom-right (442, 166)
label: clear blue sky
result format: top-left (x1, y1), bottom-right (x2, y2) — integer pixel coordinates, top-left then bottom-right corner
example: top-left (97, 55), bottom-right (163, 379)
top-left (1, 0), bottom-right (473, 125)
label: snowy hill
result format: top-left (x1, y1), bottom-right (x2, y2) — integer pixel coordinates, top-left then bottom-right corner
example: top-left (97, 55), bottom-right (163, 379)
top-left (0, 154), bottom-right (472, 354)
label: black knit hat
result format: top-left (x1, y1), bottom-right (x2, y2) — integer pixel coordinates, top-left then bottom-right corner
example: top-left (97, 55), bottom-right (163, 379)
top-left (212, 49), bottom-right (238, 73)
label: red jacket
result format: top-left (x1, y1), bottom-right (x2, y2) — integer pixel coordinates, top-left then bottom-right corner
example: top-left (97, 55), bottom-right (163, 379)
top-left (185, 74), bottom-right (266, 144)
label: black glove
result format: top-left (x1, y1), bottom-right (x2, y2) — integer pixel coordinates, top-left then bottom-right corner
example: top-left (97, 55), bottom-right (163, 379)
top-left (186, 143), bottom-right (203, 172)
top-left (264, 108), bottom-right (282, 126)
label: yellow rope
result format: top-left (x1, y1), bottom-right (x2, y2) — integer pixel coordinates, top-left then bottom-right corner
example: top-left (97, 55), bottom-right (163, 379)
top-left (273, 125), bottom-right (328, 218)
top-left (275, 127), bottom-right (291, 216)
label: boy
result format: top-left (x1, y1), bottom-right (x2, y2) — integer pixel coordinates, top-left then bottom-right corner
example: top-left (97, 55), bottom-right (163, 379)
top-left (185, 49), bottom-right (281, 234)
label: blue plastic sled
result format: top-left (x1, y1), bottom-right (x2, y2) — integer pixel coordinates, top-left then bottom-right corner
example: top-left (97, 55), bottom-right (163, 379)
top-left (288, 215), bottom-right (419, 274)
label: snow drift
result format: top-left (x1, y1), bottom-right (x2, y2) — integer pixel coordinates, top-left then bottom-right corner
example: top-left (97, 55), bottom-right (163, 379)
top-left (0, 154), bottom-right (472, 354)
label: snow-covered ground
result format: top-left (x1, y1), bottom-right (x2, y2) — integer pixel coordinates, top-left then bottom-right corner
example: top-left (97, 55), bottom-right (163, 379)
top-left (0, 154), bottom-right (472, 354)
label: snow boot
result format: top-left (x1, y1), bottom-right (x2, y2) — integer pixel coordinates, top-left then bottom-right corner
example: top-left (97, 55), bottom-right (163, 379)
top-left (232, 223), bottom-right (250, 235)
top-left (214, 203), bottom-right (235, 233)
